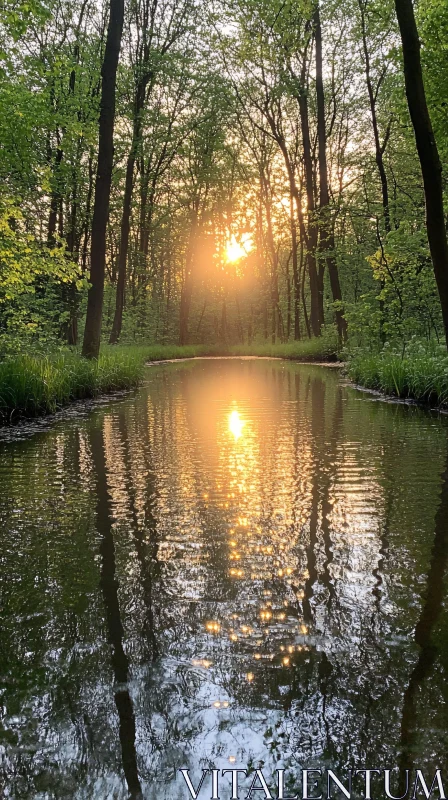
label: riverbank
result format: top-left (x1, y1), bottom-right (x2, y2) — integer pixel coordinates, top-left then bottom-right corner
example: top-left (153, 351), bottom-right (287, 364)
top-left (0, 338), bottom-right (338, 422)
top-left (0, 350), bottom-right (144, 422)
top-left (3, 340), bottom-right (448, 423)
top-left (348, 350), bottom-right (448, 408)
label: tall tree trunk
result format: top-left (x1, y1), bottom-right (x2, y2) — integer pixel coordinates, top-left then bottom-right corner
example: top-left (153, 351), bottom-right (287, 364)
top-left (290, 212), bottom-right (301, 340)
top-left (301, 235), bottom-right (311, 339)
top-left (109, 73), bottom-right (151, 344)
top-left (81, 154), bottom-right (95, 273)
top-left (109, 152), bottom-right (134, 344)
top-left (179, 212), bottom-right (198, 345)
top-left (64, 135), bottom-right (85, 346)
top-left (62, 37), bottom-right (87, 346)
top-left (358, 0), bottom-right (391, 235)
top-left (394, 0), bottom-right (448, 350)
top-left (358, 0), bottom-right (392, 341)
top-left (179, 271), bottom-right (193, 345)
top-left (47, 144), bottom-right (63, 247)
top-left (286, 250), bottom-right (292, 340)
top-left (263, 114), bottom-right (302, 340)
top-left (82, 0), bottom-right (124, 358)
top-left (262, 173), bottom-right (282, 343)
top-left (298, 78), bottom-right (321, 336)
top-left (220, 297), bottom-right (227, 343)
top-left (314, 2), bottom-right (347, 342)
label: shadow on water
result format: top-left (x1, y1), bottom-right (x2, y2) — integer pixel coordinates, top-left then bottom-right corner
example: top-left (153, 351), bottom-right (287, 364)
top-left (317, 385), bottom-right (343, 761)
top-left (89, 422), bottom-right (143, 799)
top-left (302, 376), bottom-right (321, 625)
top-left (118, 413), bottom-right (160, 662)
top-left (399, 438), bottom-right (448, 775)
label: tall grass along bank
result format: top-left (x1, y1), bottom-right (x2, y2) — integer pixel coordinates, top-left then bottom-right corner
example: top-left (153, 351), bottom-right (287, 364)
top-left (348, 350), bottom-right (448, 407)
top-left (0, 334), bottom-right (339, 423)
top-left (0, 351), bottom-right (144, 422)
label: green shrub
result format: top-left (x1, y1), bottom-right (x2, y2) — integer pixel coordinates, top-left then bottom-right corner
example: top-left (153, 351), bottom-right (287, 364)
top-left (348, 348), bottom-right (448, 406)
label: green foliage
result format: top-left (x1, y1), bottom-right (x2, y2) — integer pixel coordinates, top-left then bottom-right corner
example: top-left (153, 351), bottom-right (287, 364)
top-left (0, 0), bottom-right (51, 42)
top-left (227, 327), bottom-right (339, 360)
top-left (342, 220), bottom-right (442, 349)
top-left (0, 0), bottom-right (447, 391)
top-left (418, 0), bottom-right (448, 168)
top-left (0, 203), bottom-right (85, 356)
top-left (348, 344), bottom-right (448, 406)
top-left (368, 223), bottom-right (440, 342)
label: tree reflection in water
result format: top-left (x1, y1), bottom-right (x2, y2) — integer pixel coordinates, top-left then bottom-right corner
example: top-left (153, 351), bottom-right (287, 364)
top-left (399, 448), bottom-right (448, 774)
top-left (90, 423), bottom-right (142, 799)
top-left (0, 360), bottom-right (448, 799)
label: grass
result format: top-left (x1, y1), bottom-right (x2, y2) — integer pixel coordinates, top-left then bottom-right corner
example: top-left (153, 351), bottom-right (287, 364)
top-left (136, 325), bottom-right (338, 362)
top-left (0, 350), bottom-right (144, 422)
top-left (348, 350), bottom-right (448, 407)
top-left (0, 332), bottom-right (339, 423)
top-left (226, 336), bottom-right (338, 361)
top-left (132, 334), bottom-right (338, 363)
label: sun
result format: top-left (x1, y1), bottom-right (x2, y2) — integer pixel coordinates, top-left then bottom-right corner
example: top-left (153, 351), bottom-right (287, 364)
top-left (225, 233), bottom-right (253, 263)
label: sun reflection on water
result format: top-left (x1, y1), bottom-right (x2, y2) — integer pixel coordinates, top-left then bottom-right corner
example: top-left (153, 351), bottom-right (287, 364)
top-left (228, 409), bottom-right (245, 440)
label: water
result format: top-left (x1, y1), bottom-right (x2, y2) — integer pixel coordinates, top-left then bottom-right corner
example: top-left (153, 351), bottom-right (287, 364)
top-left (1, 359), bottom-right (448, 799)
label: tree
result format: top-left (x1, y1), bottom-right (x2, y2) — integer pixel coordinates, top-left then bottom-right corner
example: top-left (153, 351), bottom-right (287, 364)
top-left (82, 0), bottom-right (125, 358)
top-left (1, 0), bottom-right (448, 354)
top-left (314, 1), bottom-right (347, 342)
top-left (109, 0), bottom-right (195, 344)
top-left (394, 0), bottom-right (448, 350)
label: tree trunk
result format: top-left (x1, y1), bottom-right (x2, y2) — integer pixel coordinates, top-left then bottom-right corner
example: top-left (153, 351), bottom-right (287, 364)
top-left (263, 115), bottom-right (302, 341)
top-left (262, 174), bottom-right (281, 343)
top-left (314, 2), bottom-right (347, 342)
top-left (298, 85), bottom-right (321, 336)
top-left (286, 250), bottom-right (292, 340)
top-left (394, 0), bottom-right (448, 349)
top-left (221, 297), bottom-right (228, 343)
top-left (109, 152), bottom-right (134, 344)
top-left (82, 0), bottom-right (124, 359)
top-left (179, 272), bottom-right (193, 345)
top-left (358, 0), bottom-right (391, 235)
top-left (179, 213), bottom-right (198, 345)
top-left (47, 145), bottom-right (63, 247)
top-left (290, 210), bottom-right (301, 340)
top-left (358, 0), bottom-right (392, 341)
top-left (109, 72), bottom-right (151, 344)
top-left (81, 154), bottom-right (94, 273)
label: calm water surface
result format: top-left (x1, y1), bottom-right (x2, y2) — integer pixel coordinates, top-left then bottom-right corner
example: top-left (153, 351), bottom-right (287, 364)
top-left (1, 359), bottom-right (448, 799)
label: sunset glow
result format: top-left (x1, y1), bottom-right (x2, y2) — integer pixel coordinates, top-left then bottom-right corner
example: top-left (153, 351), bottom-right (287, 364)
top-left (225, 233), bottom-right (253, 263)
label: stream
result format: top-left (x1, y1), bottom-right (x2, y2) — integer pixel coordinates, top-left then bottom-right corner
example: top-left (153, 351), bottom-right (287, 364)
top-left (1, 359), bottom-right (448, 799)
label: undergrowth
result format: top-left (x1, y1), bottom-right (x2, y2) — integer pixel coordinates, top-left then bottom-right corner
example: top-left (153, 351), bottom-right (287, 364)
top-left (348, 347), bottom-right (448, 406)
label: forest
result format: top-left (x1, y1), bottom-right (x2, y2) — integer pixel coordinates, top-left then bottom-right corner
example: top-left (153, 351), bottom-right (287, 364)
top-left (1, 0), bottom-right (448, 415)
top-left (2, 2), bottom-right (448, 793)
